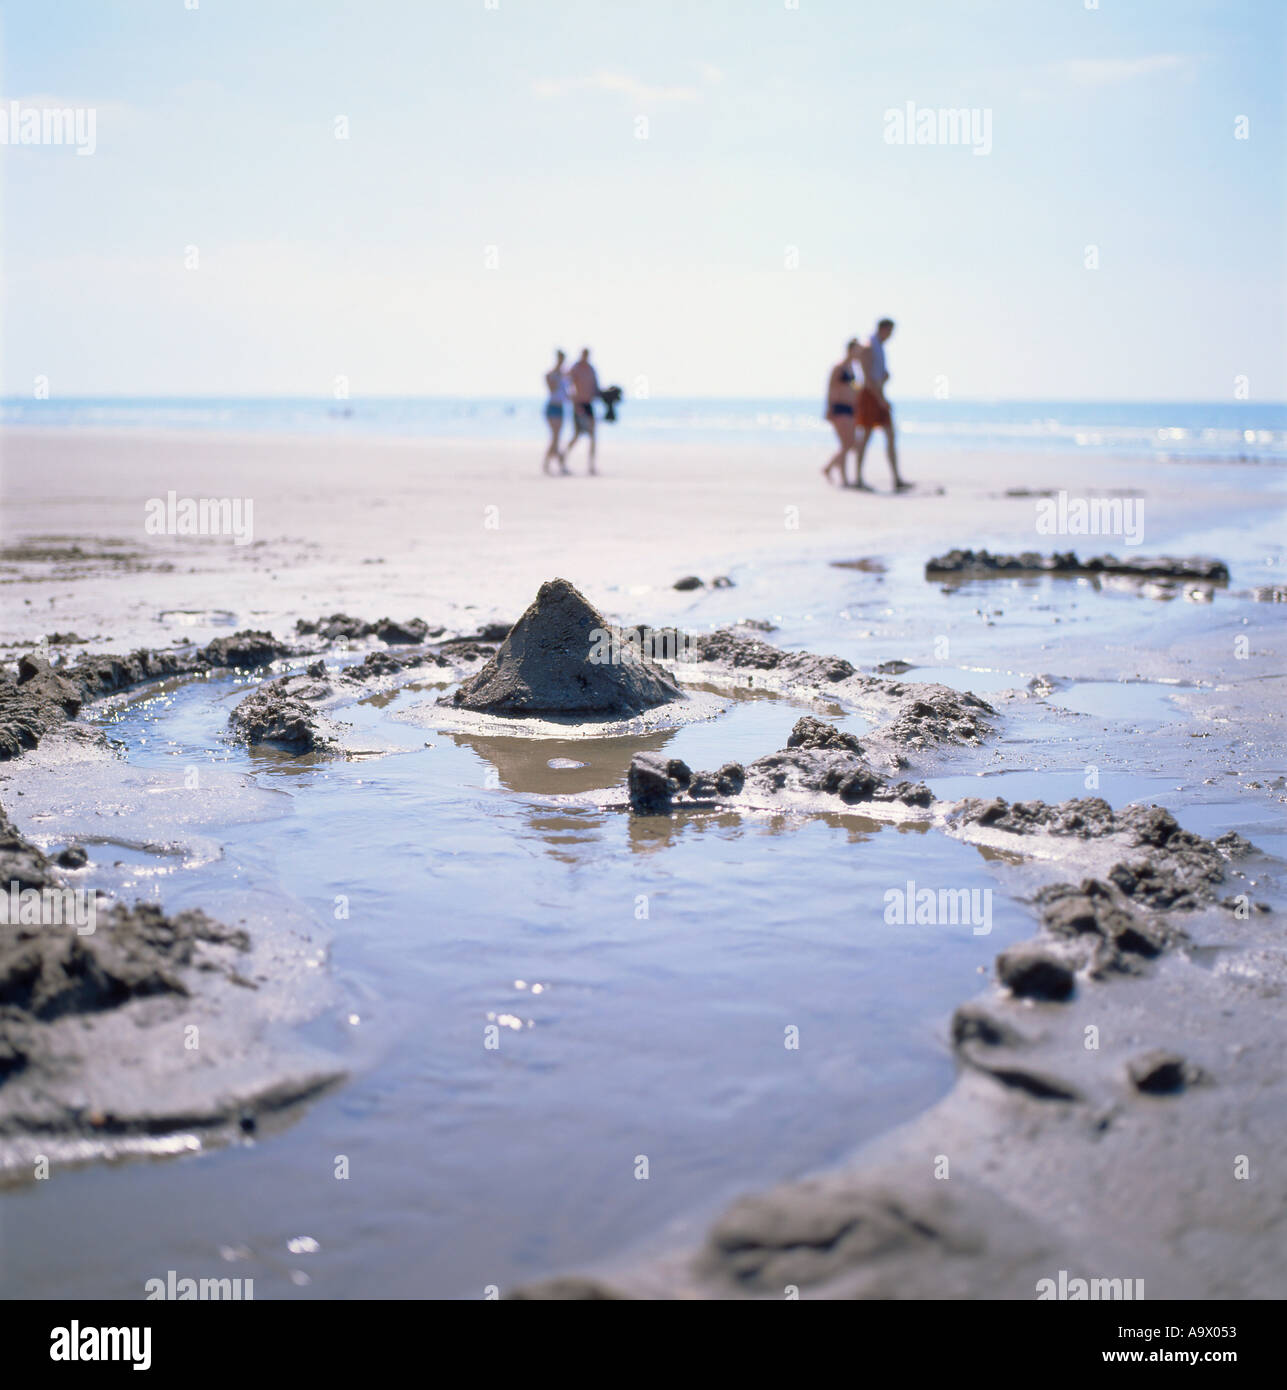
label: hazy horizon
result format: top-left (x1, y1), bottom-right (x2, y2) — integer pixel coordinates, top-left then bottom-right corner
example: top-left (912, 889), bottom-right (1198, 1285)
top-left (2, 0), bottom-right (1284, 403)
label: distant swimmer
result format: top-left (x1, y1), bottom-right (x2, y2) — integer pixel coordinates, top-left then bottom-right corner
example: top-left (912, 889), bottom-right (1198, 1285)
top-left (854, 318), bottom-right (912, 492)
top-left (822, 338), bottom-right (862, 485)
top-left (565, 348), bottom-right (601, 475)
top-left (543, 349), bottom-right (571, 475)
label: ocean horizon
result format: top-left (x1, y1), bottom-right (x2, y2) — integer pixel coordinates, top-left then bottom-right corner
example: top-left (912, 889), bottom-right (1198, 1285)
top-left (3, 395), bottom-right (1285, 462)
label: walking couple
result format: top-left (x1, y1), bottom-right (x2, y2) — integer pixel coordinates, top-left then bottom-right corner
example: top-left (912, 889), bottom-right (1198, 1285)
top-left (543, 348), bottom-right (601, 476)
top-left (823, 319), bottom-right (911, 491)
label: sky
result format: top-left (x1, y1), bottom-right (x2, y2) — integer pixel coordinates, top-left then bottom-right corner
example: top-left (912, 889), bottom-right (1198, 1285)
top-left (0, 0), bottom-right (1284, 402)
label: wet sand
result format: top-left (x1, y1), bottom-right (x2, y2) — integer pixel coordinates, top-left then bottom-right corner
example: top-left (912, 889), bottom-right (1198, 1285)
top-left (1, 425), bottom-right (1284, 1299)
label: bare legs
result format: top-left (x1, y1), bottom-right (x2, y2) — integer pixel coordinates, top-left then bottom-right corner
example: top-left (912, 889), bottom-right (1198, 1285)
top-left (852, 428), bottom-right (873, 490)
top-left (853, 424), bottom-right (907, 490)
top-left (542, 415), bottom-right (567, 474)
top-left (883, 424), bottom-right (909, 489)
top-left (822, 414), bottom-right (856, 485)
top-left (564, 413), bottom-right (597, 474)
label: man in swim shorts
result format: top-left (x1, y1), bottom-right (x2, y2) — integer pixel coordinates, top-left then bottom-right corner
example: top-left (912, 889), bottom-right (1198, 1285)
top-left (566, 348), bottom-right (601, 475)
top-left (854, 318), bottom-right (912, 492)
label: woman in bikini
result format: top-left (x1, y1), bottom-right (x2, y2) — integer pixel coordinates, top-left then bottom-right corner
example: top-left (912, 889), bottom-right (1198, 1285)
top-left (821, 339), bottom-right (861, 486)
top-left (543, 350), bottom-right (571, 475)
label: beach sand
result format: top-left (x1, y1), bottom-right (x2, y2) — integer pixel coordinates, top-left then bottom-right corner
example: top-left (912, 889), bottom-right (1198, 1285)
top-left (1, 425), bottom-right (1276, 650)
top-left (1, 425), bottom-right (1284, 1299)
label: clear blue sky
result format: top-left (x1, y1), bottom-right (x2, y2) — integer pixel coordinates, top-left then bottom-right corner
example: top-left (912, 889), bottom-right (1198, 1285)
top-left (1, 0), bottom-right (1283, 401)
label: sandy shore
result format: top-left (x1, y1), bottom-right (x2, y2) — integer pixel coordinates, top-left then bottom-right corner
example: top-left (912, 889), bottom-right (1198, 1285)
top-left (3, 426), bottom-right (1279, 656)
top-left (1, 425), bottom-right (1284, 1299)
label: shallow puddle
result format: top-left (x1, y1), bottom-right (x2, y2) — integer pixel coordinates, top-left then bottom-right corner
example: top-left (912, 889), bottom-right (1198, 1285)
top-left (2, 668), bottom-right (1033, 1299)
top-left (1046, 679), bottom-right (1184, 723)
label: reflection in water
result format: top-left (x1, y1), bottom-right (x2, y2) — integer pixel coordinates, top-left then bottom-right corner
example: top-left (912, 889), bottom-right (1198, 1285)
top-left (356, 678), bottom-right (452, 710)
top-left (930, 571), bottom-right (1225, 604)
top-left (625, 805), bottom-right (931, 853)
top-left (443, 728), bottom-right (673, 797)
top-left (973, 842), bottom-right (1028, 865)
top-left (523, 812), bottom-right (609, 864)
top-left (242, 743), bottom-right (334, 777)
top-left (444, 705), bottom-right (899, 862)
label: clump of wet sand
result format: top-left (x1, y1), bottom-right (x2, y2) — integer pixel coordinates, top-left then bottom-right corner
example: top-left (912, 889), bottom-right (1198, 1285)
top-left (451, 578), bottom-right (684, 716)
top-left (0, 803), bottom-right (341, 1174)
top-left (627, 716), bottom-right (934, 815)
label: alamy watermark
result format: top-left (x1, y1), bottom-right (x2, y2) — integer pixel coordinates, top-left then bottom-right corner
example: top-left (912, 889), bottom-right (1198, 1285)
top-left (1, 882), bottom-right (96, 935)
top-left (1036, 1269), bottom-right (1144, 1300)
top-left (883, 881), bottom-right (992, 935)
top-left (588, 626), bottom-right (697, 666)
top-left (0, 101), bottom-right (96, 155)
top-left (144, 491), bottom-right (255, 546)
top-left (883, 102), bottom-right (992, 156)
top-left (1035, 491), bottom-right (1143, 546)
top-left (49, 1323), bottom-right (151, 1370)
top-left (144, 1270), bottom-right (254, 1300)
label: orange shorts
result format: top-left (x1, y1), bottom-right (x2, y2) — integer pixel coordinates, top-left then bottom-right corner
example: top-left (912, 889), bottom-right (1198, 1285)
top-left (857, 388), bottom-right (892, 430)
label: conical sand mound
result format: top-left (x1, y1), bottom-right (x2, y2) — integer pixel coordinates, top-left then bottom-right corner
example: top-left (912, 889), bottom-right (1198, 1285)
top-left (452, 578), bottom-right (685, 716)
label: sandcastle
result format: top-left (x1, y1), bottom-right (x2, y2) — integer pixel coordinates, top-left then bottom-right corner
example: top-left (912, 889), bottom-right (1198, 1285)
top-left (451, 578), bottom-right (685, 717)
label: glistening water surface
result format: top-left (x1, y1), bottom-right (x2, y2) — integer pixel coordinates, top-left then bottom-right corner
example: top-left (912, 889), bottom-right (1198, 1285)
top-left (5, 396), bottom-right (1285, 460)
top-left (1, 670), bottom-right (1034, 1299)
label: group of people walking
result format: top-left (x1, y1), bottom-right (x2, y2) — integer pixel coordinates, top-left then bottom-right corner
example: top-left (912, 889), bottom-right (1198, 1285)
top-left (539, 320), bottom-right (910, 491)
top-left (543, 348), bottom-right (602, 475)
top-left (823, 319), bottom-right (910, 491)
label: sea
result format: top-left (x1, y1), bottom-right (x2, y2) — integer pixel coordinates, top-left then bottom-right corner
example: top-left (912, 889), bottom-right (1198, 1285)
top-left (3, 396), bottom-right (1285, 463)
